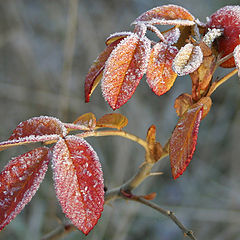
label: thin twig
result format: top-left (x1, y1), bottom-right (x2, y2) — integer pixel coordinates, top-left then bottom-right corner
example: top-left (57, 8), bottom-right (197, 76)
top-left (127, 196), bottom-right (197, 240)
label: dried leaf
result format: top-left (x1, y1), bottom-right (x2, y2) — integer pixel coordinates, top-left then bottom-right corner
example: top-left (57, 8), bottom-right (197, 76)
top-left (0, 135), bottom-right (59, 151)
top-left (85, 38), bottom-right (125, 102)
top-left (74, 113), bottom-right (97, 130)
top-left (102, 34), bottom-right (151, 110)
top-left (133, 5), bottom-right (195, 26)
top-left (174, 93), bottom-right (193, 117)
top-left (52, 136), bottom-right (104, 235)
top-left (96, 113), bottom-right (128, 130)
top-left (0, 147), bottom-right (50, 231)
top-left (172, 43), bottom-right (203, 76)
top-left (146, 125), bottom-right (156, 146)
top-left (146, 43), bottom-right (178, 96)
top-left (105, 32), bottom-right (132, 46)
top-left (142, 192), bottom-right (157, 200)
top-left (169, 104), bottom-right (203, 179)
top-left (197, 97), bottom-right (212, 120)
top-left (234, 45), bottom-right (240, 77)
top-left (9, 116), bottom-right (66, 140)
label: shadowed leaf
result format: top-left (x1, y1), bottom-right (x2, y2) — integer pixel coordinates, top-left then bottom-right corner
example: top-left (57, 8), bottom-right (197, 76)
top-left (133, 4), bottom-right (195, 26)
top-left (197, 97), bottom-right (212, 120)
top-left (9, 116), bottom-right (66, 140)
top-left (96, 113), bottom-right (128, 130)
top-left (0, 147), bottom-right (50, 231)
top-left (146, 42), bottom-right (178, 96)
top-left (85, 37), bottom-right (127, 102)
top-left (174, 93), bottom-right (193, 117)
top-left (169, 104), bottom-right (203, 179)
top-left (52, 136), bottom-right (104, 235)
top-left (102, 34), bottom-right (151, 110)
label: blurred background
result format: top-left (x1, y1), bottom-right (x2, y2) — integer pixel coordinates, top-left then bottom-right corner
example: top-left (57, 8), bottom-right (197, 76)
top-left (0, 0), bottom-right (240, 239)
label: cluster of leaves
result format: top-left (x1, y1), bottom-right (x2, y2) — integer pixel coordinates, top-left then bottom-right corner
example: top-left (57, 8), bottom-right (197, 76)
top-left (0, 113), bottom-right (128, 235)
top-left (85, 4), bottom-right (240, 179)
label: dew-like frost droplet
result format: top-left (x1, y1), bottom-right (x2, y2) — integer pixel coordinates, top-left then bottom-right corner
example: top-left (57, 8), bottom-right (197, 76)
top-left (172, 43), bottom-right (203, 76)
top-left (146, 42), bottom-right (178, 96)
top-left (52, 136), bottom-right (104, 235)
top-left (0, 147), bottom-right (50, 231)
top-left (101, 34), bottom-right (151, 110)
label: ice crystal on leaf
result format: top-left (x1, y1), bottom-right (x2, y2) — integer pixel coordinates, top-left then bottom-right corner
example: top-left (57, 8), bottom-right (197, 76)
top-left (234, 45), bottom-right (240, 77)
top-left (0, 147), bottom-right (50, 231)
top-left (163, 27), bottom-right (181, 45)
top-left (172, 43), bottom-right (203, 76)
top-left (52, 136), bottom-right (104, 235)
top-left (146, 42), bottom-right (178, 96)
top-left (101, 34), bottom-right (151, 110)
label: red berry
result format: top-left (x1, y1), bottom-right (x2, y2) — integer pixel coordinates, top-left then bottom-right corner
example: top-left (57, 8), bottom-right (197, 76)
top-left (207, 5), bottom-right (240, 68)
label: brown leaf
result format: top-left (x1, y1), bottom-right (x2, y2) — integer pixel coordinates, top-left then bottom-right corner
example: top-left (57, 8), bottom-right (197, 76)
top-left (197, 97), bottom-right (212, 120)
top-left (142, 192), bottom-right (157, 200)
top-left (146, 42), bottom-right (178, 96)
top-left (96, 113), bottom-right (128, 130)
top-left (74, 113), bottom-right (97, 130)
top-left (174, 93), bottom-right (193, 117)
top-left (169, 104), bottom-right (203, 179)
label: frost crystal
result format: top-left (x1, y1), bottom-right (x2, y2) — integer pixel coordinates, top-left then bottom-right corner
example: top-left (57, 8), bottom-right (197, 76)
top-left (234, 45), bottom-right (240, 77)
top-left (203, 28), bottom-right (223, 47)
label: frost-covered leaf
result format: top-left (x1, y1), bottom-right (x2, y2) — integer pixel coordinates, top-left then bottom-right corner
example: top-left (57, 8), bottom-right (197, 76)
top-left (169, 104), bottom-right (203, 179)
top-left (0, 147), bottom-right (50, 231)
top-left (202, 28), bottom-right (223, 48)
top-left (96, 113), bottom-right (128, 130)
top-left (146, 42), bottom-right (178, 96)
top-left (174, 93), bottom-right (193, 117)
top-left (9, 116), bottom-right (66, 140)
top-left (85, 37), bottom-right (126, 102)
top-left (102, 34), bottom-right (151, 110)
top-left (105, 32), bottom-right (132, 46)
top-left (133, 4), bottom-right (195, 26)
top-left (234, 45), bottom-right (240, 77)
top-left (52, 136), bottom-right (104, 235)
top-left (0, 135), bottom-right (59, 151)
top-left (172, 43), bottom-right (203, 76)
top-left (163, 27), bottom-right (181, 45)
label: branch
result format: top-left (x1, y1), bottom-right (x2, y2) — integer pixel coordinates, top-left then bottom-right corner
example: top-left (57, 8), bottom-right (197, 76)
top-left (126, 196), bottom-right (197, 240)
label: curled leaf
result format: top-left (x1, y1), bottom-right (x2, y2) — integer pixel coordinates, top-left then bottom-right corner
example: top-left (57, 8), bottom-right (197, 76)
top-left (234, 45), bottom-right (240, 77)
top-left (142, 192), bottom-right (157, 200)
top-left (105, 32), bottom-right (132, 46)
top-left (163, 27), bottom-right (181, 45)
top-left (146, 42), bottom-right (178, 96)
top-left (85, 37), bottom-right (126, 102)
top-left (169, 104), bottom-right (203, 179)
top-left (133, 5), bottom-right (195, 26)
top-left (9, 116), bottom-right (66, 140)
top-left (96, 113), bottom-right (128, 130)
top-left (197, 97), bottom-right (212, 120)
top-left (102, 34), bottom-right (151, 110)
top-left (52, 136), bottom-right (104, 235)
top-left (0, 147), bottom-right (50, 231)
top-left (74, 113), bottom-right (97, 130)
top-left (174, 93), bottom-right (193, 117)
top-left (172, 43), bottom-right (203, 76)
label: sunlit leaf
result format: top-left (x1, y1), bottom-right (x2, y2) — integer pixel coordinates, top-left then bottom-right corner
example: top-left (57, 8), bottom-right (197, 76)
top-left (9, 116), bottom-right (66, 140)
top-left (52, 136), bottom-right (104, 235)
top-left (85, 37), bottom-right (126, 102)
top-left (234, 45), bottom-right (240, 77)
top-left (74, 113), bottom-right (96, 130)
top-left (0, 135), bottom-right (59, 151)
top-left (96, 113), bottom-right (128, 130)
top-left (0, 147), bottom-right (50, 231)
top-left (105, 32), bottom-right (131, 46)
top-left (172, 43), bottom-right (203, 76)
top-left (169, 104), bottom-right (203, 179)
top-left (102, 34), bottom-right (151, 110)
top-left (133, 4), bottom-right (195, 26)
top-left (174, 93), bottom-right (193, 117)
top-left (146, 42), bottom-right (178, 96)
top-left (146, 125), bottom-right (156, 146)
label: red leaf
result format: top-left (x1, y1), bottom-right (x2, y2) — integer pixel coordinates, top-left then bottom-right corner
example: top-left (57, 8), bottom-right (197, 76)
top-left (0, 147), bottom-right (50, 231)
top-left (133, 5), bottom-right (195, 26)
top-left (146, 42), bottom-right (178, 96)
top-left (85, 37), bottom-right (127, 102)
top-left (169, 104), bottom-right (203, 179)
top-left (9, 116), bottom-right (66, 140)
top-left (102, 34), bottom-right (151, 110)
top-left (52, 136), bottom-right (104, 235)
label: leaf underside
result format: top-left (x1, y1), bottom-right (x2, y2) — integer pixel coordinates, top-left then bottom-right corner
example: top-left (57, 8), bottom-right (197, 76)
top-left (0, 147), bottom-right (50, 231)
top-left (169, 105), bottom-right (203, 179)
top-left (96, 113), bottom-right (128, 129)
top-left (52, 136), bottom-right (104, 235)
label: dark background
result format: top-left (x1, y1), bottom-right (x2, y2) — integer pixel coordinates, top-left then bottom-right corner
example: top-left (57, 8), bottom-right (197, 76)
top-left (0, 0), bottom-right (240, 239)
